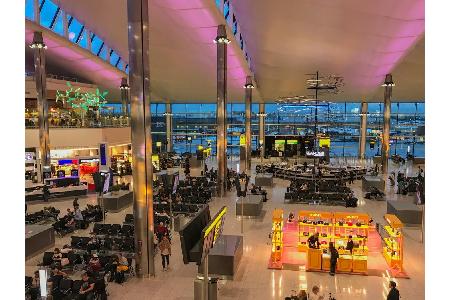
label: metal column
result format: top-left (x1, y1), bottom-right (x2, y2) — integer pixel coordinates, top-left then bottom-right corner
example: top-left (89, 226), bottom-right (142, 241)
top-left (381, 74), bottom-right (394, 173)
top-left (259, 103), bottom-right (265, 160)
top-left (215, 25), bottom-right (229, 197)
top-left (244, 76), bottom-right (253, 172)
top-left (358, 102), bottom-right (368, 159)
top-left (166, 103), bottom-right (173, 152)
top-left (120, 77), bottom-right (130, 117)
top-left (126, 0), bottom-right (155, 277)
top-left (31, 32), bottom-right (50, 176)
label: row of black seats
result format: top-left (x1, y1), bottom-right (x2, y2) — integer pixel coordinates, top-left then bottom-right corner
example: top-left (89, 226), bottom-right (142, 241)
top-left (25, 207), bottom-right (60, 224)
top-left (285, 192), bottom-right (358, 207)
top-left (71, 236), bottom-right (135, 252)
top-left (42, 250), bottom-right (83, 267)
top-left (124, 214), bottom-right (170, 226)
top-left (92, 223), bottom-right (134, 236)
top-left (49, 276), bottom-right (106, 300)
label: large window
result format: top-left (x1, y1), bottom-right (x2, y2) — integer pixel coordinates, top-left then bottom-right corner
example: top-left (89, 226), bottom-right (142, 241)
top-left (39, 0), bottom-right (59, 29)
top-left (172, 104), bottom-right (217, 155)
top-left (25, 0), bottom-right (127, 74)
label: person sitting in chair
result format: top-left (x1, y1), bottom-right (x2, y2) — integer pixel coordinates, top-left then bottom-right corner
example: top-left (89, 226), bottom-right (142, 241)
top-left (88, 253), bottom-right (102, 274)
top-left (78, 271), bottom-right (95, 300)
top-left (74, 205), bottom-right (84, 221)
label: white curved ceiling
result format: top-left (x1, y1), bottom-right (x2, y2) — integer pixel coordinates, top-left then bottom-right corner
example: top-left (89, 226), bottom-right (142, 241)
top-left (56, 0), bottom-right (254, 102)
top-left (232, 0), bottom-right (424, 101)
top-left (52, 0), bottom-right (424, 102)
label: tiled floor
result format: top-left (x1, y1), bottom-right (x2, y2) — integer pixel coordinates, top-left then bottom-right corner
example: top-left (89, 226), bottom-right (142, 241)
top-left (25, 158), bottom-right (425, 299)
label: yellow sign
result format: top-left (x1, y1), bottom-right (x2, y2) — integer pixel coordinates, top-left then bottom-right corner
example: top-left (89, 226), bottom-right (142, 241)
top-left (151, 154), bottom-right (159, 162)
top-left (240, 135), bottom-right (246, 146)
top-left (319, 138), bottom-right (330, 148)
top-left (156, 142), bottom-right (162, 147)
top-left (201, 206), bottom-right (228, 262)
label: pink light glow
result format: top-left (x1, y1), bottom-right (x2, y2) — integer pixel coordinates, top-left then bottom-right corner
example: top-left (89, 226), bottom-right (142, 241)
top-left (228, 68), bottom-right (247, 80)
top-left (78, 59), bottom-right (105, 71)
top-left (51, 47), bottom-right (85, 61)
top-left (174, 9), bottom-right (217, 28)
top-left (155, 0), bottom-right (205, 10)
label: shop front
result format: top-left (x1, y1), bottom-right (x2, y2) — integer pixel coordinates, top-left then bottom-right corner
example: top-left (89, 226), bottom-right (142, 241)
top-left (268, 209), bottom-right (406, 277)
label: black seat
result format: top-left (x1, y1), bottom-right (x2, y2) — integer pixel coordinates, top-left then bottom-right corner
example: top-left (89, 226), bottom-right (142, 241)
top-left (109, 224), bottom-right (122, 236)
top-left (42, 251), bottom-right (54, 266)
top-left (72, 280), bottom-right (84, 295)
top-left (58, 278), bottom-right (73, 296)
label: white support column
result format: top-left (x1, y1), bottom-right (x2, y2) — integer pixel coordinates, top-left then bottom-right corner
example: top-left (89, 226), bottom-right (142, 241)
top-left (218, 0), bottom-right (224, 14)
top-left (105, 45), bottom-right (111, 62)
top-left (227, 2), bottom-right (234, 27)
top-left (86, 29), bottom-right (92, 51)
top-left (34, 0), bottom-right (40, 24)
top-left (62, 10), bottom-right (69, 38)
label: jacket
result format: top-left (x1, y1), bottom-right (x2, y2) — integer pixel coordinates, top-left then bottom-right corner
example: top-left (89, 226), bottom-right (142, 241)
top-left (387, 287), bottom-right (400, 300)
top-left (330, 248), bottom-right (339, 263)
top-left (159, 238), bottom-right (171, 256)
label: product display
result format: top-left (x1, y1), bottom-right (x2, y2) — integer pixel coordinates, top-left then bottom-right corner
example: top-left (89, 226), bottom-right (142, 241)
top-left (271, 209), bottom-right (284, 262)
top-left (298, 211), bottom-right (333, 251)
top-left (382, 214), bottom-right (403, 271)
top-left (297, 210), bottom-right (370, 274)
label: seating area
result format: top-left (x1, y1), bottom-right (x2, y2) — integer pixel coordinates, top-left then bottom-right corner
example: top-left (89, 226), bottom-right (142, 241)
top-left (52, 204), bottom-right (104, 237)
top-left (257, 163), bottom-right (366, 182)
top-left (25, 206), bottom-right (60, 224)
top-left (70, 235), bottom-right (135, 253)
top-left (285, 179), bottom-right (357, 207)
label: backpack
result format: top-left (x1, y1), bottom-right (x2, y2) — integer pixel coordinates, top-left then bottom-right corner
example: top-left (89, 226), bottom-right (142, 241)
top-left (115, 271), bottom-right (125, 284)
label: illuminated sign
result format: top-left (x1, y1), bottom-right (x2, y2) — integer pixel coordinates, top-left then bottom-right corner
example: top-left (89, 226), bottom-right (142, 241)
top-left (156, 142), bottom-right (162, 147)
top-left (306, 151), bottom-right (324, 157)
top-left (287, 140), bottom-right (298, 145)
top-left (240, 135), bottom-right (246, 146)
top-left (275, 140), bottom-right (286, 145)
top-left (200, 206), bottom-right (227, 263)
top-left (319, 138), bottom-right (331, 148)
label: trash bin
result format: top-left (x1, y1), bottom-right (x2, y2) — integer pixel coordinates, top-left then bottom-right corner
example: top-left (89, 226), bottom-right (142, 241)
top-left (193, 277), bottom-right (219, 300)
top-left (173, 215), bottom-right (182, 232)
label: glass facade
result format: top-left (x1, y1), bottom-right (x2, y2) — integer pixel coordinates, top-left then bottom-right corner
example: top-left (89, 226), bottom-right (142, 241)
top-left (162, 102), bottom-right (425, 157)
top-left (25, 0), bottom-right (126, 74)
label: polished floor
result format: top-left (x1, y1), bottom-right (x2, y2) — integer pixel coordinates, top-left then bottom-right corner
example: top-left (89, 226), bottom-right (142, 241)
top-left (25, 158), bottom-right (425, 299)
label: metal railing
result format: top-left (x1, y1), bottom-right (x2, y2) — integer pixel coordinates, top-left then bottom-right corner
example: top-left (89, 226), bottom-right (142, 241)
top-left (25, 116), bottom-right (130, 129)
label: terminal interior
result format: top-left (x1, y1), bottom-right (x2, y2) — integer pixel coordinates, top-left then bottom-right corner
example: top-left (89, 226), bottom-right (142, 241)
top-left (24, 1), bottom-right (425, 299)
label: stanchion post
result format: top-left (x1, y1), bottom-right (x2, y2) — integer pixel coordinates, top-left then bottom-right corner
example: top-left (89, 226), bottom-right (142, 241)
top-left (204, 254), bottom-right (209, 300)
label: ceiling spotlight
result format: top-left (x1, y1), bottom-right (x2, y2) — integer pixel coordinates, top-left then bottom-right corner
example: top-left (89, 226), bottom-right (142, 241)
top-left (120, 78), bottom-right (130, 90)
top-left (382, 74), bottom-right (395, 87)
top-left (214, 37), bottom-right (231, 44)
top-left (243, 83), bottom-right (254, 89)
top-left (30, 32), bottom-right (47, 49)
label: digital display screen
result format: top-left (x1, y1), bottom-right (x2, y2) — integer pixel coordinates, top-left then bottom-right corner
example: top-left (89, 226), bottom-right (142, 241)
top-left (287, 140), bottom-right (298, 145)
top-left (25, 152), bottom-right (34, 161)
top-left (172, 174), bottom-right (179, 194)
top-left (99, 144), bottom-right (107, 166)
top-left (275, 140), bottom-right (286, 145)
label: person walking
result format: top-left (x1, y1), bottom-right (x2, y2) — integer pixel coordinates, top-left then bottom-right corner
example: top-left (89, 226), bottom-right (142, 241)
top-left (387, 281), bottom-right (400, 300)
top-left (159, 233), bottom-right (172, 271)
top-left (329, 242), bottom-right (339, 276)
